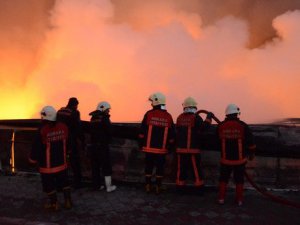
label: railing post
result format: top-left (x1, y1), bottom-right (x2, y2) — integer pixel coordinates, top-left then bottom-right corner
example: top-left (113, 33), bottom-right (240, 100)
top-left (10, 130), bottom-right (16, 174)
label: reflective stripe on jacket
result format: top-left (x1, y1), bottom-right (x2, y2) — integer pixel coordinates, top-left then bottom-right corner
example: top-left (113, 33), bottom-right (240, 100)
top-left (139, 108), bottom-right (175, 154)
top-left (176, 113), bottom-right (210, 154)
top-left (30, 122), bottom-right (69, 174)
top-left (217, 118), bottom-right (256, 165)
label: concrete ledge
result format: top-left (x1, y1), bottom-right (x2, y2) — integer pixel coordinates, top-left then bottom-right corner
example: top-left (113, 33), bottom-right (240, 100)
top-left (0, 121), bottom-right (300, 188)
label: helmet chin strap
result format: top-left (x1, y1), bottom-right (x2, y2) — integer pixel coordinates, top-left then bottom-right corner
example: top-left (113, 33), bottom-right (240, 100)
top-left (160, 105), bottom-right (166, 110)
top-left (184, 107), bottom-right (197, 113)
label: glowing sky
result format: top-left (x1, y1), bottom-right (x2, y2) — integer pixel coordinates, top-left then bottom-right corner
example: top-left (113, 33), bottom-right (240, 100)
top-left (0, 0), bottom-right (299, 123)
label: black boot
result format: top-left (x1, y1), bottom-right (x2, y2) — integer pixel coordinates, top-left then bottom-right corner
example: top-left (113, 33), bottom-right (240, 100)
top-left (155, 176), bottom-right (163, 194)
top-left (63, 187), bottom-right (73, 209)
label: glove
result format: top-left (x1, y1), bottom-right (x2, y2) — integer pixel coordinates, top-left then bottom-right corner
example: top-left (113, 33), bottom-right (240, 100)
top-left (167, 141), bottom-right (176, 154)
top-left (28, 159), bottom-right (37, 166)
top-left (138, 138), bottom-right (144, 149)
top-left (67, 153), bottom-right (71, 161)
top-left (84, 144), bottom-right (91, 158)
top-left (248, 153), bottom-right (255, 161)
top-left (206, 112), bottom-right (214, 120)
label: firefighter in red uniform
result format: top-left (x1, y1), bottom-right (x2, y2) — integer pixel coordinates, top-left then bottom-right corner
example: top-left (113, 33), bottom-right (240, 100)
top-left (217, 104), bottom-right (256, 206)
top-left (56, 97), bottom-right (85, 189)
top-left (139, 92), bottom-right (176, 194)
top-left (89, 101), bottom-right (117, 192)
top-left (176, 97), bottom-right (213, 193)
top-left (29, 106), bottom-right (72, 211)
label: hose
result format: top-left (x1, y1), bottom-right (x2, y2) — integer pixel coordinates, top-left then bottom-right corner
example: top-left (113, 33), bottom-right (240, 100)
top-left (196, 109), bottom-right (221, 124)
top-left (197, 109), bottom-right (300, 209)
top-left (244, 172), bottom-right (300, 208)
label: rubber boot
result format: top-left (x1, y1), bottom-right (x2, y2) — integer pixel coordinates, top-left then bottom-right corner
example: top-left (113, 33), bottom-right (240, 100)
top-left (63, 187), bottom-right (73, 209)
top-left (218, 182), bottom-right (227, 205)
top-left (44, 191), bottom-right (59, 211)
top-left (105, 176), bottom-right (117, 192)
top-left (236, 184), bottom-right (244, 206)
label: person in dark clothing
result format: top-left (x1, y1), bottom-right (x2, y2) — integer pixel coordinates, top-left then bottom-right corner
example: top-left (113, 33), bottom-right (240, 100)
top-left (138, 92), bottom-right (176, 194)
top-left (56, 97), bottom-right (85, 189)
top-left (29, 106), bottom-right (72, 211)
top-left (217, 104), bottom-right (256, 206)
top-left (89, 101), bottom-right (116, 192)
top-left (175, 97), bottom-right (213, 192)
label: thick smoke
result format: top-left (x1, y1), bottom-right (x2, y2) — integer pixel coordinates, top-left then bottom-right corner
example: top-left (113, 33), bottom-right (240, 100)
top-left (0, 0), bottom-right (54, 118)
top-left (0, 0), bottom-right (299, 123)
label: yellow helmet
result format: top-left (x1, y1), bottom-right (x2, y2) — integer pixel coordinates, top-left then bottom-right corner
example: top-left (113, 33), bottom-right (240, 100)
top-left (182, 97), bottom-right (197, 108)
top-left (148, 92), bottom-right (166, 106)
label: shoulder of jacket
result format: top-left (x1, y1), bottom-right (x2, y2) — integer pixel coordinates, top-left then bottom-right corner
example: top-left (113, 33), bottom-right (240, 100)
top-left (162, 110), bottom-right (173, 117)
top-left (239, 120), bottom-right (249, 126)
top-left (55, 122), bottom-right (68, 129)
top-left (217, 120), bottom-right (226, 126)
top-left (176, 113), bottom-right (184, 119)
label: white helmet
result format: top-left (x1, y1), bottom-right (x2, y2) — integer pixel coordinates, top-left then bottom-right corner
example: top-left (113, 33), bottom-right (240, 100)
top-left (148, 92), bottom-right (166, 106)
top-left (225, 104), bottom-right (240, 116)
top-left (96, 101), bottom-right (111, 112)
top-left (182, 97), bottom-right (197, 108)
top-left (40, 106), bottom-right (57, 121)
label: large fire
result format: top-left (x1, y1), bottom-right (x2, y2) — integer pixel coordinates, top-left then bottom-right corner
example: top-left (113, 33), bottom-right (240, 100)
top-left (0, 0), bottom-right (299, 123)
top-left (0, 91), bottom-right (38, 119)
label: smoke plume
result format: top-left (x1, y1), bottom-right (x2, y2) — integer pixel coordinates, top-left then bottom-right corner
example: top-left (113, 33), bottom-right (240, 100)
top-left (0, 0), bottom-right (299, 123)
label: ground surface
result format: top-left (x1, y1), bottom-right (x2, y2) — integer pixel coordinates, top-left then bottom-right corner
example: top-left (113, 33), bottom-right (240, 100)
top-left (0, 174), bottom-right (299, 225)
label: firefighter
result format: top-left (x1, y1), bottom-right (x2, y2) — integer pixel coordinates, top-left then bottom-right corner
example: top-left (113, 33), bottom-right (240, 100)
top-left (57, 97), bottom-right (85, 189)
top-left (29, 106), bottom-right (72, 211)
top-left (138, 92), bottom-right (176, 194)
top-left (89, 101), bottom-right (117, 192)
top-left (175, 97), bottom-right (213, 193)
top-left (217, 104), bottom-right (256, 206)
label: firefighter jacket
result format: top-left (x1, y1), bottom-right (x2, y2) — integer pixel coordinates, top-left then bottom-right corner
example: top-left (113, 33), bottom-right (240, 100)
top-left (56, 106), bottom-right (83, 140)
top-left (176, 112), bottom-right (211, 154)
top-left (139, 107), bottom-right (175, 154)
top-left (89, 110), bottom-right (112, 145)
top-left (29, 122), bottom-right (69, 174)
top-left (217, 117), bottom-right (256, 165)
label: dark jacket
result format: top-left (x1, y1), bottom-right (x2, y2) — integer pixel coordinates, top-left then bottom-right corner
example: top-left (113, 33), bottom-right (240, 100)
top-left (217, 117), bottom-right (256, 165)
top-left (89, 110), bottom-right (112, 145)
top-left (56, 106), bottom-right (82, 140)
top-left (29, 122), bottom-right (69, 174)
top-left (139, 107), bottom-right (175, 154)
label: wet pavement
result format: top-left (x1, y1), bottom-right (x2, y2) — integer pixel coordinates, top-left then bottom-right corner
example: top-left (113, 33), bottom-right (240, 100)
top-left (0, 173), bottom-right (299, 225)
